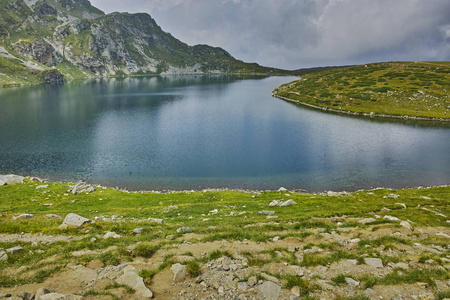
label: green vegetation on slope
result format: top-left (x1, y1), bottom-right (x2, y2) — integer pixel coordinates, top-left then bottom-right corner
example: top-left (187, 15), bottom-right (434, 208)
top-left (274, 62), bottom-right (450, 120)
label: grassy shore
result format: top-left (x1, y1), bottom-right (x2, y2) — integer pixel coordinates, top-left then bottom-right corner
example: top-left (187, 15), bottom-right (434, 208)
top-left (0, 179), bottom-right (449, 299)
top-left (273, 61), bottom-right (450, 120)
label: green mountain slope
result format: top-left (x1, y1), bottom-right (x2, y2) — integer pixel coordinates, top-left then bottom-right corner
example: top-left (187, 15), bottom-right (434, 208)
top-left (0, 0), bottom-right (292, 87)
top-left (274, 61), bottom-right (450, 120)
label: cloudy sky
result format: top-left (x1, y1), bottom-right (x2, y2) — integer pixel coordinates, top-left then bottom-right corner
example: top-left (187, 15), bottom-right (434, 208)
top-left (90, 0), bottom-right (450, 70)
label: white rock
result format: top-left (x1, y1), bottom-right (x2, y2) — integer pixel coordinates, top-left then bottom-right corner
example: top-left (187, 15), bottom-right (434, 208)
top-left (345, 277), bottom-right (360, 288)
top-left (116, 270), bottom-right (154, 299)
top-left (278, 187), bottom-right (287, 192)
top-left (259, 211), bottom-right (275, 215)
top-left (387, 194), bottom-right (400, 198)
top-left (383, 215), bottom-right (400, 221)
top-left (71, 181), bottom-right (96, 195)
top-left (209, 209), bottom-right (218, 214)
top-left (36, 184), bottom-right (49, 189)
top-left (12, 213), bottom-right (34, 220)
top-left (0, 174), bottom-right (25, 185)
top-left (39, 292), bottom-right (82, 299)
top-left (358, 218), bottom-right (376, 224)
top-left (6, 246), bottom-right (23, 254)
top-left (420, 196), bottom-right (431, 200)
top-left (279, 199), bottom-right (297, 207)
top-left (400, 221), bottom-right (412, 230)
top-left (259, 281), bottom-right (281, 300)
top-left (269, 200), bottom-right (281, 207)
top-left (133, 228), bottom-right (143, 234)
top-left (395, 203), bottom-right (407, 209)
top-left (148, 217), bottom-right (164, 224)
top-left (170, 263), bottom-right (186, 283)
top-left (103, 231), bottom-right (121, 239)
top-left (0, 250), bottom-right (7, 261)
top-left (364, 257), bottom-right (384, 268)
top-left (176, 226), bottom-right (191, 233)
top-left (59, 213), bottom-right (92, 229)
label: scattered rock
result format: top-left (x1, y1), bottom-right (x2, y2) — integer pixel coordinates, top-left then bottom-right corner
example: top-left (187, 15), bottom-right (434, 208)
top-left (44, 214), bottom-right (62, 219)
top-left (176, 227), bottom-right (191, 233)
top-left (247, 276), bottom-right (258, 287)
top-left (6, 246), bottom-right (23, 254)
top-left (383, 215), bottom-right (400, 221)
top-left (400, 221), bottom-right (412, 230)
top-left (39, 293), bottom-right (82, 300)
top-left (163, 205), bottom-right (178, 213)
top-left (103, 231), bottom-right (121, 239)
top-left (35, 288), bottom-right (51, 300)
top-left (12, 214), bottom-right (34, 220)
top-left (420, 196), bottom-right (431, 200)
top-left (238, 282), bottom-right (248, 292)
top-left (259, 211), bottom-right (275, 215)
top-left (171, 263), bottom-right (186, 283)
top-left (36, 184), bottom-right (49, 189)
top-left (0, 294), bottom-right (11, 299)
top-left (386, 194), bottom-right (400, 198)
top-left (0, 174), bottom-right (25, 185)
top-left (116, 266), bottom-right (153, 299)
top-left (70, 181), bottom-right (95, 195)
top-left (269, 199), bottom-right (297, 207)
top-left (0, 250), bottom-right (7, 261)
top-left (209, 209), bottom-right (218, 214)
top-left (359, 218), bottom-right (376, 224)
top-left (17, 292), bottom-right (33, 300)
top-left (148, 217), bottom-right (164, 224)
top-left (364, 257), bottom-right (384, 268)
top-left (261, 272), bottom-right (280, 284)
top-left (258, 281), bottom-right (281, 300)
top-left (278, 187), bottom-right (287, 192)
top-left (345, 277), bottom-right (360, 288)
top-left (59, 213), bottom-right (92, 229)
top-left (133, 228), bottom-right (143, 234)
top-left (291, 286), bottom-right (300, 297)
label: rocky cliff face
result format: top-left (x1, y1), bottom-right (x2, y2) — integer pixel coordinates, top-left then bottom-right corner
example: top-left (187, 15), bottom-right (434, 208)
top-left (0, 0), bottom-right (289, 86)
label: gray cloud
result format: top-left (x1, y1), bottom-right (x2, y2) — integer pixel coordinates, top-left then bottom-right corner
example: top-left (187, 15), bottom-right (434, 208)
top-left (90, 0), bottom-right (450, 69)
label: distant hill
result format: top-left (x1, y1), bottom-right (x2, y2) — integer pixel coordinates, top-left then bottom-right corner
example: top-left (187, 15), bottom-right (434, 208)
top-left (0, 0), bottom-right (296, 87)
top-left (274, 61), bottom-right (450, 120)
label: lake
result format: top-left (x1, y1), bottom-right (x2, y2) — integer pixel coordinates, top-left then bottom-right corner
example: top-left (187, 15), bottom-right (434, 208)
top-left (0, 75), bottom-right (449, 191)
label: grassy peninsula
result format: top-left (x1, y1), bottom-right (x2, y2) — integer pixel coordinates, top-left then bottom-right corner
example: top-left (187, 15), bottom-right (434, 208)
top-left (0, 178), bottom-right (449, 299)
top-left (274, 62), bottom-right (450, 120)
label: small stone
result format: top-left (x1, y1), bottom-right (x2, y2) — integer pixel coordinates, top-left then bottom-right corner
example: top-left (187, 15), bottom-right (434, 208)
top-left (0, 250), bottom-right (8, 261)
top-left (383, 215), bottom-right (400, 221)
top-left (36, 184), bottom-right (49, 189)
top-left (90, 237), bottom-right (97, 242)
top-left (420, 196), bottom-right (431, 200)
top-left (171, 263), bottom-right (186, 283)
top-left (364, 257), bottom-right (384, 268)
top-left (6, 246), bottom-right (23, 254)
top-left (12, 214), bottom-right (34, 220)
top-left (176, 227), bottom-right (191, 233)
top-left (424, 259), bottom-right (435, 265)
top-left (279, 199), bottom-right (297, 207)
top-left (209, 209), bottom-right (219, 214)
top-left (218, 286), bottom-right (225, 294)
top-left (258, 281), bottom-right (281, 300)
top-left (278, 187), bottom-right (287, 192)
top-left (238, 282), bottom-right (248, 292)
top-left (59, 213), bottom-right (92, 229)
top-left (358, 218), bottom-right (376, 224)
top-left (148, 217), bottom-right (164, 224)
top-left (71, 181), bottom-right (95, 194)
top-left (35, 288), bottom-right (51, 300)
top-left (345, 277), bottom-right (360, 288)
top-left (166, 235), bottom-right (175, 240)
top-left (387, 194), bottom-right (400, 198)
top-left (17, 292), bottom-right (33, 300)
top-left (365, 288), bottom-right (376, 295)
top-left (247, 276), bottom-right (258, 287)
top-left (133, 228), bottom-right (143, 234)
top-left (258, 211), bottom-right (275, 215)
top-left (0, 294), bottom-right (12, 299)
top-left (291, 286), bottom-right (300, 296)
top-left (103, 231), bottom-right (121, 239)
top-left (400, 221), bottom-right (412, 230)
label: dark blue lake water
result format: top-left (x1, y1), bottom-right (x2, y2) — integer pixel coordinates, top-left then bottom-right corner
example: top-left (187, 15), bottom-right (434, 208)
top-left (0, 75), bottom-right (449, 191)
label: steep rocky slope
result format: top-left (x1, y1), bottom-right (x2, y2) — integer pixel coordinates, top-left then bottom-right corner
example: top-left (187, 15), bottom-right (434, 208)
top-left (0, 0), bottom-right (290, 87)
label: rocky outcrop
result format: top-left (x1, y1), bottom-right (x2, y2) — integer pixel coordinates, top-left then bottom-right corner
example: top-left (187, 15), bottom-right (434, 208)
top-left (13, 39), bottom-right (62, 67)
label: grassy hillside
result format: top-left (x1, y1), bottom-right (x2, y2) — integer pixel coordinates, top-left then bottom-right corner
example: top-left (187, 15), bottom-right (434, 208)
top-left (0, 179), bottom-right (449, 299)
top-left (274, 62), bottom-right (450, 120)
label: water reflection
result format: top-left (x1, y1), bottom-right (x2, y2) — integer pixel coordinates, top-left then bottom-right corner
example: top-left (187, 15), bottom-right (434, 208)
top-left (0, 75), bottom-right (448, 191)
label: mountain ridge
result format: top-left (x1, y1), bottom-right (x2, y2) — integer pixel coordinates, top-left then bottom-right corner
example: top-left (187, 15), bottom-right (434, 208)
top-left (0, 0), bottom-right (295, 87)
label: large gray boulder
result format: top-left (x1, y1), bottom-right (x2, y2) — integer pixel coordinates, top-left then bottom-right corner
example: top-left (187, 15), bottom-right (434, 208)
top-left (59, 213), bottom-right (92, 229)
top-left (0, 174), bottom-right (25, 185)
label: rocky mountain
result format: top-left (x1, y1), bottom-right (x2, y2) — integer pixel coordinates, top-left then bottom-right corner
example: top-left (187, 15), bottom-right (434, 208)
top-left (0, 0), bottom-right (292, 87)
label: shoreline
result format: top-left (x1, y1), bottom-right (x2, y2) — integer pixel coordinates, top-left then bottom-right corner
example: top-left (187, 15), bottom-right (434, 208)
top-left (2, 173), bottom-right (448, 195)
top-left (273, 93), bottom-right (450, 122)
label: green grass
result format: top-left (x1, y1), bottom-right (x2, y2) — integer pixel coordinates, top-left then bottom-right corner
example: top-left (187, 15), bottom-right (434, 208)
top-left (0, 180), bottom-right (448, 289)
top-left (274, 61), bottom-right (450, 120)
